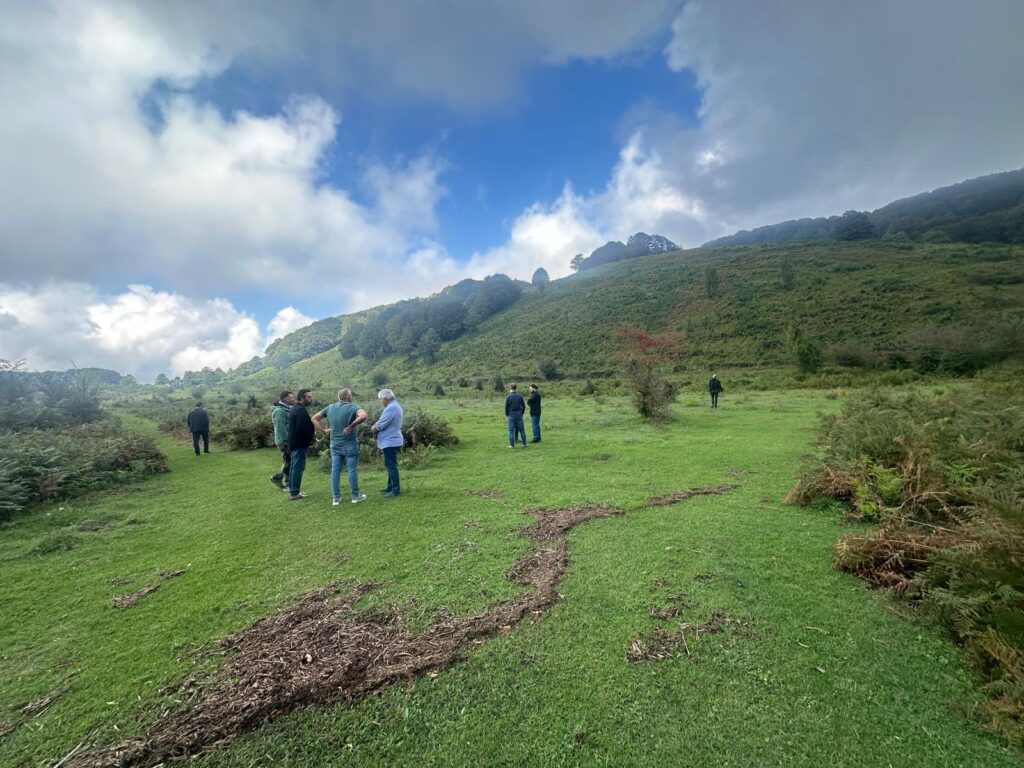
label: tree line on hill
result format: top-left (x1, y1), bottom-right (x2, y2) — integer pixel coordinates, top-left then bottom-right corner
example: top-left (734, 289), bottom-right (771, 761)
top-left (706, 168), bottom-right (1024, 247)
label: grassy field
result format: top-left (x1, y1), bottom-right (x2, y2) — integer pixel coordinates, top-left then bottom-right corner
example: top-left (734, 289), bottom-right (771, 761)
top-left (0, 390), bottom-right (1019, 766)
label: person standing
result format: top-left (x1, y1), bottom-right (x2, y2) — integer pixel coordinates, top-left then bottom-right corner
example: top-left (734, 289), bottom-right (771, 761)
top-left (371, 388), bottom-right (404, 498)
top-left (186, 401), bottom-right (210, 456)
top-left (287, 388), bottom-right (315, 500)
top-left (708, 374), bottom-right (723, 409)
top-left (527, 384), bottom-right (542, 443)
top-left (312, 388), bottom-right (368, 506)
top-left (505, 383), bottom-right (527, 448)
top-left (269, 390), bottom-right (294, 491)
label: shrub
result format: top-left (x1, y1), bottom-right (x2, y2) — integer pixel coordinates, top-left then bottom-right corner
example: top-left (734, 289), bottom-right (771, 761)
top-left (433, 383), bottom-right (446, 397)
top-left (787, 388), bottom-right (1024, 745)
top-left (580, 379), bottom-right (597, 396)
top-left (615, 326), bottom-right (682, 421)
top-left (0, 421), bottom-right (168, 519)
top-left (538, 358), bottom-right (561, 381)
top-left (491, 373), bottom-right (505, 393)
top-left (474, 378), bottom-right (485, 391)
top-left (371, 371), bottom-right (388, 388)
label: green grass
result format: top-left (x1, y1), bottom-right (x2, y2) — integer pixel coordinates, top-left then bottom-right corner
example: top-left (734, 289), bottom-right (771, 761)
top-left (0, 393), bottom-right (1018, 766)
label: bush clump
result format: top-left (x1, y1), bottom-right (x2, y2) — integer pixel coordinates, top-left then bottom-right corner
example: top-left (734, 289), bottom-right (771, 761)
top-left (787, 386), bottom-right (1024, 745)
top-left (0, 421), bottom-right (168, 519)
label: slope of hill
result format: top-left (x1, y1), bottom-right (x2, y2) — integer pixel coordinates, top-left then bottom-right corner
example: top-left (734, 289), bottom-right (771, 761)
top-left (705, 168), bottom-right (1024, 247)
top-left (243, 240), bottom-right (1023, 389)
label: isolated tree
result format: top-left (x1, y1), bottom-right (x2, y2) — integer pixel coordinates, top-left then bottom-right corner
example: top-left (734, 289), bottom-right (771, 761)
top-left (418, 328), bottom-right (442, 364)
top-left (154, 373), bottom-right (170, 386)
top-left (785, 325), bottom-right (823, 374)
top-left (704, 265), bottom-right (720, 298)
top-left (569, 253), bottom-right (584, 272)
top-left (531, 267), bottom-right (550, 287)
top-left (371, 371), bottom-right (389, 388)
top-left (538, 358), bottom-right (560, 380)
top-left (615, 325), bottom-right (683, 421)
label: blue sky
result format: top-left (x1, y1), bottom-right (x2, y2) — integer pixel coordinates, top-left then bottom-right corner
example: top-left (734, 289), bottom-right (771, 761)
top-left (1, 1), bottom-right (1022, 380)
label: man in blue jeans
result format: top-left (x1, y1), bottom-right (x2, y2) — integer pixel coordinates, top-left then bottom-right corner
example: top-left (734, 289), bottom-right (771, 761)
top-left (286, 389), bottom-right (315, 500)
top-left (504, 383), bottom-right (527, 447)
top-left (312, 388), bottom-right (368, 506)
top-left (371, 388), bottom-right (404, 497)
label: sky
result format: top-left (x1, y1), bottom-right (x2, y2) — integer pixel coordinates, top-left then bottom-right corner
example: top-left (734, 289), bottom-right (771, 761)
top-left (1, 0), bottom-right (1022, 381)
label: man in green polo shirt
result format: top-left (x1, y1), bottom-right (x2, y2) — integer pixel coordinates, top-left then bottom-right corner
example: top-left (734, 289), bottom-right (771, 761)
top-left (312, 388), bottom-right (368, 506)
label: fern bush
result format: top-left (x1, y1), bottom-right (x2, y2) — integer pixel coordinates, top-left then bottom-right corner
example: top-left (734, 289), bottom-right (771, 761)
top-left (0, 421), bottom-right (168, 519)
top-left (787, 386), bottom-right (1024, 745)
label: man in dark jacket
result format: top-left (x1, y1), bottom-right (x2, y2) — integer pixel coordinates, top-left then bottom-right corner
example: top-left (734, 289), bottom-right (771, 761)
top-left (527, 384), bottom-right (542, 443)
top-left (186, 402), bottom-right (210, 455)
top-left (504, 383), bottom-right (527, 448)
top-left (287, 388), bottom-right (316, 499)
top-left (269, 390), bottom-right (294, 490)
top-left (708, 374), bottom-right (723, 409)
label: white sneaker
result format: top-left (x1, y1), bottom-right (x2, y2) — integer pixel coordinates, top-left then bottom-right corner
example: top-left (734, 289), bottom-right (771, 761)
top-left (351, 494), bottom-right (368, 504)
top-left (332, 498), bottom-right (341, 506)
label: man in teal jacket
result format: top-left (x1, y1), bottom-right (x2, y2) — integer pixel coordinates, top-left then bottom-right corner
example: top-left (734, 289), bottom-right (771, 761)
top-left (269, 390), bottom-right (294, 490)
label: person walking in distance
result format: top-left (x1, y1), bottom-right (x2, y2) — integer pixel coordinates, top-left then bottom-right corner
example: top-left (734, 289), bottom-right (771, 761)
top-left (708, 374), bottom-right (723, 409)
top-left (527, 384), bottom-right (542, 443)
top-left (269, 390), bottom-right (294, 491)
top-left (287, 389), bottom-right (316, 500)
top-left (371, 388), bottom-right (404, 498)
top-left (186, 401), bottom-right (210, 456)
top-left (312, 388), bottom-right (368, 506)
top-left (505, 383), bottom-right (527, 448)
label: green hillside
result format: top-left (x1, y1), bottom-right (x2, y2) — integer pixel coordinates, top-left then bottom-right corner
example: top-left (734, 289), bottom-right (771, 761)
top-left (245, 240), bottom-right (1023, 390)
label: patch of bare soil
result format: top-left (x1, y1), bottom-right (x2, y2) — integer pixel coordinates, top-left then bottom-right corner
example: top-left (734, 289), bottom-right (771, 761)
top-left (112, 571), bottom-right (186, 610)
top-left (0, 721), bottom-right (16, 740)
top-left (70, 493), bottom-right (726, 767)
top-left (650, 606), bottom-right (681, 620)
top-left (627, 610), bottom-right (751, 662)
top-left (645, 483), bottom-right (737, 507)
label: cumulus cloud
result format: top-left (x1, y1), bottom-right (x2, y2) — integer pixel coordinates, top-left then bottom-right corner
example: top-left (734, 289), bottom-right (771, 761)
top-left (0, 283), bottom-right (303, 381)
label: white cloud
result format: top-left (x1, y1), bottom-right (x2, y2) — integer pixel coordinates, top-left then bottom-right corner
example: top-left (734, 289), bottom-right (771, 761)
top-left (657, 0), bottom-right (1024, 233)
top-left (0, 283), bottom-right (303, 381)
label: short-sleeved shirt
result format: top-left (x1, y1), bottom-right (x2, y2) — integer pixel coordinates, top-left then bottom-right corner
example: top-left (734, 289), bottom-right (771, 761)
top-left (319, 402), bottom-right (361, 450)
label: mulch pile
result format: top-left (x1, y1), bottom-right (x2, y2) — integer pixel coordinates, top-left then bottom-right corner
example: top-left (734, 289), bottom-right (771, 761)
top-left (68, 490), bottom-right (727, 767)
top-left (645, 483), bottom-right (737, 507)
top-left (627, 610), bottom-right (750, 662)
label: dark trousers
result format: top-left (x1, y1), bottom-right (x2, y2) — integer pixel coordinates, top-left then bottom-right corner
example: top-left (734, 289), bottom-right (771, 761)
top-left (272, 443), bottom-right (291, 483)
top-left (711, 392), bottom-right (719, 408)
top-left (192, 430), bottom-right (209, 454)
top-left (289, 447), bottom-right (308, 495)
top-left (530, 415), bottom-right (541, 442)
top-left (382, 446), bottom-right (400, 494)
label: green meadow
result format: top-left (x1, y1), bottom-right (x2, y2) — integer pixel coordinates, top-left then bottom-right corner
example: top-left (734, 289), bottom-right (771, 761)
top-left (1, 391), bottom-right (1018, 767)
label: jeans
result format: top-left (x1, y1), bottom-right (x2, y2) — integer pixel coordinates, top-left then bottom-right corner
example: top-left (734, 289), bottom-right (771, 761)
top-left (382, 446), bottom-right (400, 493)
top-left (288, 447), bottom-right (308, 495)
top-left (507, 414), bottom-right (526, 446)
top-left (530, 414), bottom-right (541, 442)
top-left (272, 443), bottom-right (291, 483)
top-left (711, 392), bottom-right (719, 408)
top-left (331, 445), bottom-right (361, 499)
top-left (192, 430), bottom-right (209, 454)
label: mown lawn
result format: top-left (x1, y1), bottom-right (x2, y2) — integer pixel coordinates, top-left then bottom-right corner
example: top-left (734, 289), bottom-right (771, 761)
top-left (0, 390), bottom-right (1017, 767)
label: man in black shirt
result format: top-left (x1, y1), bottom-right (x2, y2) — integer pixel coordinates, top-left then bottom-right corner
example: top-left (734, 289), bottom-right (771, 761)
top-left (186, 401), bottom-right (210, 456)
top-left (504, 383), bottom-right (527, 448)
top-left (527, 384), bottom-right (542, 443)
top-left (287, 388), bottom-right (316, 499)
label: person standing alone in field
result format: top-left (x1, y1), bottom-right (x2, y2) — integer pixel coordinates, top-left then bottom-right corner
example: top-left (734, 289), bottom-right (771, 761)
top-left (505, 383), bottom-right (527, 448)
top-left (287, 389), bottom-right (315, 500)
top-left (312, 388), bottom-right (368, 506)
top-left (186, 401), bottom-right (210, 456)
top-left (527, 384), bottom-right (542, 443)
top-left (269, 390), bottom-right (294, 491)
top-left (708, 374), bottom-right (723, 409)
top-left (371, 388), bottom-right (404, 498)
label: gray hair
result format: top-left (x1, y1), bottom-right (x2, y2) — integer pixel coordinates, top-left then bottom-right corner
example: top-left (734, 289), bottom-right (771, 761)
top-left (377, 388), bottom-right (395, 401)
top-left (337, 388), bottom-right (352, 402)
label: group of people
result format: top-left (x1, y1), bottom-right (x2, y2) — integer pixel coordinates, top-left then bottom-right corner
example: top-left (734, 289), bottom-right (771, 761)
top-left (269, 387), bottom-right (404, 504)
top-left (184, 374), bottom-right (722, 505)
top-left (504, 383), bottom-right (541, 447)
